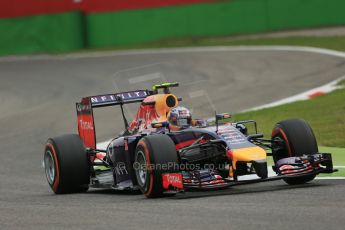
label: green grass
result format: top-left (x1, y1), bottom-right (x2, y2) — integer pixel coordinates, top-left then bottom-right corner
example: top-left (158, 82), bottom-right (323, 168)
top-left (319, 146), bottom-right (345, 165)
top-left (318, 146), bottom-right (345, 177)
top-left (231, 81), bottom-right (345, 148)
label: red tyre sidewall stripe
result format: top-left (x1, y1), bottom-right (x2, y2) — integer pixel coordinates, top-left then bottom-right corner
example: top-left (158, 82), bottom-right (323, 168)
top-left (272, 128), bottom-right (292, 157)
top-left (138, 140), bottom-right (154, 197)
top-left (47, 143), bottom-right (60, 192)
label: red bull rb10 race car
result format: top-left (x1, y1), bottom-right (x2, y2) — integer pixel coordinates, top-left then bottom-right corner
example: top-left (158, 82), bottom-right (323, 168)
top-left (44, 83), bottom-right (336, 198)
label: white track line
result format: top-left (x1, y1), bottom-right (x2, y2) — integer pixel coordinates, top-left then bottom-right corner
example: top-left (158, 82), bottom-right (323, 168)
top-left (315, 177), bottom-right (345, 180)
top-left (66, 46), bottom-right (345, 60)
top-left (3, 45), bottom-right (345, 62)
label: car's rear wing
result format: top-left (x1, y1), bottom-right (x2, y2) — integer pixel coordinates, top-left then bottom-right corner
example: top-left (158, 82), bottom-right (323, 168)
top-left (89, 90), bottom-right (151, 108)
top-left (76, 90), bottom-right (151, 148)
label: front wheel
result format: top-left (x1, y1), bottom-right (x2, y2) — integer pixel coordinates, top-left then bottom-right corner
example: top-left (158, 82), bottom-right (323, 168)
top-left (134, 134), bottom-right (179, 198)
top-left (271, 119), bottom-right (318, 185)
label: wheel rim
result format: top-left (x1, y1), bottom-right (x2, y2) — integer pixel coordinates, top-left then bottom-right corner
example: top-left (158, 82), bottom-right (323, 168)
top-left (272, 135), bottom-right (289, 163)
top-left (135, 151), bottom-right (147, 187)
top-left (44, 150), bottom-right (56, 185)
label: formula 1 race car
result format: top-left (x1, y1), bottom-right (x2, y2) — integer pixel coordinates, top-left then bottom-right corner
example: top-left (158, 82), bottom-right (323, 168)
top-left (44, 82), bottom-right (336, 197)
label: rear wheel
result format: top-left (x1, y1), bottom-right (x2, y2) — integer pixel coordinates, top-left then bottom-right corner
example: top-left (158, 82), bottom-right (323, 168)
top-left (134, 134), bottom-right (179, 198)
top-left (44, 134), bottom-right (90, 194)
top-left (271, 119), bottom-right (318, 185)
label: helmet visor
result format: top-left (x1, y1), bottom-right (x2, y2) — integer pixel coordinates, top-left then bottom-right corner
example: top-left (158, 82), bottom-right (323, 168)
top-left (177, 118), bottom-right (190, 127)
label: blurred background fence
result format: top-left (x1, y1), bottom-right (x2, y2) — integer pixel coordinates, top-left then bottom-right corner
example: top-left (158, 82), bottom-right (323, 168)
top-left (1, 0), bottom-right (345, 55)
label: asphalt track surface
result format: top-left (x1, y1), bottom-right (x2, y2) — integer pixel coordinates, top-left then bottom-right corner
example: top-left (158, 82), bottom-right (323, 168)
top-left (1, 48), bottom-right (345, 230)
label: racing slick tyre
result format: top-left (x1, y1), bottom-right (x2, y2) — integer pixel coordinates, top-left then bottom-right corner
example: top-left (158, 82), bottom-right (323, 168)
top-left (44, 134), bottom-right (90, 194)
top-left (134, 134), bottom-right (179, 198)
top-left (271, 119), bottom-right (318, 185)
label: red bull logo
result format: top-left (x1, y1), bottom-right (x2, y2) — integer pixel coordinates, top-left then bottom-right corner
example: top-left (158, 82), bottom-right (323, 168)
top-left (128, 104), bottom-right (160, 133)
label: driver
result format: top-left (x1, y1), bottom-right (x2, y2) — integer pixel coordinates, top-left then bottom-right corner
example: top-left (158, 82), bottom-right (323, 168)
top-left (167, 106), bottom-right (192, 130)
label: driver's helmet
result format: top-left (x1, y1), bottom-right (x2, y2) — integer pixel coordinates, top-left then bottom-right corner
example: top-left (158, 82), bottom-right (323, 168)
top-left (168, 106), bottom-right (192, 129)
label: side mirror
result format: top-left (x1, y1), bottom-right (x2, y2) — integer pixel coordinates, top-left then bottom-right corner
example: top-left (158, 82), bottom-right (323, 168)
top-left (215, 113), bottom-right (232, 133)
top-left (216, 113), bottom-right (231, 120)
